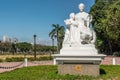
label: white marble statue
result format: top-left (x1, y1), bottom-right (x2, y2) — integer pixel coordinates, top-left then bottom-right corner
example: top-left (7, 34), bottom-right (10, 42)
top-left (53, 3), bottom-right (105, 67)
top-left (63, 3), bottom-right (96, 47)
top-left (63, 13), bottom-right (80, 47)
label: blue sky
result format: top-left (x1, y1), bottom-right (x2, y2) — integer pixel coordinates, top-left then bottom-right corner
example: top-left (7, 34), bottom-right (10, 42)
top-left (0, 0), bottom-right (94, 45)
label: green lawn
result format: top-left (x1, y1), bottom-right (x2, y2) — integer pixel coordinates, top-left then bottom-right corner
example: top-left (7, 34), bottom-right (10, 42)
top-left (0, 65), bottom-right (120, 80)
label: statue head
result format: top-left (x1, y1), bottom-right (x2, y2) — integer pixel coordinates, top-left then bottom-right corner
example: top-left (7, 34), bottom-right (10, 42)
top-left (78, 3), bottom-right (85, 12)
top-left (69, 13), bottom-right (75, 19)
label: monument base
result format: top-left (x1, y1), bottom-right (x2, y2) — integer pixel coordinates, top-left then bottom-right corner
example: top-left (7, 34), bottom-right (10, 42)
top-left (58, 64), bottom-right (99, 76)
top-left (52, 54), bottom-right (106, 77)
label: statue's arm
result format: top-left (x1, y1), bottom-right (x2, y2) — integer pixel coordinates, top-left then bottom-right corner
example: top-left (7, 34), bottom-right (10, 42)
top-left (64, 19), bottom-right (71, 26)
top-left (72, 21), bottom-right (79, 27)
top-left (86, 14), bottom-right (92, 28)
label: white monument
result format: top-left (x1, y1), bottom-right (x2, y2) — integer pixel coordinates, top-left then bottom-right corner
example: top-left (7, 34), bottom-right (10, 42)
top-left (61, 3), bottom-right (97, 55)
top-left (53, 3), bottom-right (106, 76)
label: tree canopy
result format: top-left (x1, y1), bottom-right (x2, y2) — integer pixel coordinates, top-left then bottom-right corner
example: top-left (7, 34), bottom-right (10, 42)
top-left (90, 0), bottom-right (120, 55)
top-left (49, 24), bottom-right (65, 53)
top-left (16, 42), bottom-right (32, 53)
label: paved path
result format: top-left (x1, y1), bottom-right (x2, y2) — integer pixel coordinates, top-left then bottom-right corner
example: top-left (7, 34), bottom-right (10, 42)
top-left (101, 56), bottom-right (120, 65)
top-left (0, 56), bottom-right (120, 73)
top-left (0, 61), bottom-right (53, 73)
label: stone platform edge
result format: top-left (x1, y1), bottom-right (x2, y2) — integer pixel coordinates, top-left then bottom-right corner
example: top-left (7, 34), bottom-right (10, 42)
top-left (52, 54), bottom-right (106, 65)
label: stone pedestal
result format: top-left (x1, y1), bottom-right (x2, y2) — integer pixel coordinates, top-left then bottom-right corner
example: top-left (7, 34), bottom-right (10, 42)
top-left (53, 53), bottom-right (106, 76)
top-left (52, 42), bottom-right (106, 77)
top-left (58, 64), bottom-right (99, 76)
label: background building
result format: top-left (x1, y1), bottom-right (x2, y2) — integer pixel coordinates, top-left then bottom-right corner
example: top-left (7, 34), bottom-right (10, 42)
top-left (3, 35), bottom-right (10, 42)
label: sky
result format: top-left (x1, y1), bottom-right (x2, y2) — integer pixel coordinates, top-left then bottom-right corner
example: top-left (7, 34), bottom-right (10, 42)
top-left (0, 0), bottom-right (95, 45)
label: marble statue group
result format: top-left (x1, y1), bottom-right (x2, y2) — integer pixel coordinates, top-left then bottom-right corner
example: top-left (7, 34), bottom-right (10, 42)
top-left (53, 3), bottom-right (106, 76)
top-left (63, 3), bottom-right (96, 47)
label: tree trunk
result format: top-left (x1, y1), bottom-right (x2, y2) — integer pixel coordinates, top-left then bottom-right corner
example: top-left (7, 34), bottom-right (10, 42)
top-left (57, 31), bottom-right (59, 54)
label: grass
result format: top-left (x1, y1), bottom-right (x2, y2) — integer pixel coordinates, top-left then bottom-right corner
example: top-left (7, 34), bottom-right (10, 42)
top-left (0, 65), bottom-right (120, 80)
top-left (99, 65), bottom-right (120, 79)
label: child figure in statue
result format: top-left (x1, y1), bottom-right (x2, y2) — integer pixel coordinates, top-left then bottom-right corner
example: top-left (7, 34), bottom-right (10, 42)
top-left (63, 13), bottom-right (80, 47)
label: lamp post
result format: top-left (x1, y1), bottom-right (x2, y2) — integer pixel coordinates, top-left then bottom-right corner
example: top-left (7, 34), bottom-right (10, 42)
top-left (50, 38), bottom-right (54, 60)
top-left (49, 38), bottom-right (54, 60)
top-left (33, 34), bottom-right (37, 60)
top-left (52, 38), bottom-right (54, 54)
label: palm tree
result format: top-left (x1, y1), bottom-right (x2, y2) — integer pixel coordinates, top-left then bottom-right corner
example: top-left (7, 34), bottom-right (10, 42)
top-left (49, 24), bottom-right (65, 53)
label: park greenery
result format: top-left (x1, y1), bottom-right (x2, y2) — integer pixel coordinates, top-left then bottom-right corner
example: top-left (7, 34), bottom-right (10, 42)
top-left (90, 0), bottom-right (120, 55)
top-left (1, 0), bottom-right (120, 56)
top-left (0, 41), bottom-right (57, 55)
top-left (0, 1), bottom-right (120, 80)
top-left (0, 65), bottom-right (120, 80)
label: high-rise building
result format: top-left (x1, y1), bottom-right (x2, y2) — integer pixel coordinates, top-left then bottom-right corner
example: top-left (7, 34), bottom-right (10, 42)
top-left (3, 35), bottom-right (10, 42)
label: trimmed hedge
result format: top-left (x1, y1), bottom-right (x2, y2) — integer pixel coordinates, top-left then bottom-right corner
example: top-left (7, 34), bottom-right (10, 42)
top-left (0, 59), bottom-right (3, 62)
top-left (4, 56), bottom-right (52, 62)
top-left (5, 57), bottom-right (24, 62)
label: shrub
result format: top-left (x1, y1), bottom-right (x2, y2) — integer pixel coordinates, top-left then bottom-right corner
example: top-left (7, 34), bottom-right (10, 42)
top-left (4, 56), bottom-right (52, 62)
top-left (27, 57), bottom-right (35, 61)
top-left (28, 56), bottom-right (52, 61)
top-left (39, 56), bottom-right (52, 61)
top-left (0, 59), bottom-right (3, 62)
top-left (5, 57), bottom-right (24, 62)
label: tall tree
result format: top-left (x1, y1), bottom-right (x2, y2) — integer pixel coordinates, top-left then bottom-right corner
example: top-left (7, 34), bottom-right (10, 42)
top-left (2, 42), bottom-right (11, 53)
top-left (11, 43), bottom-right (17, 55)
top-left (49, 24), bottom-right (65, 53)
top-left (90, 0), bottom-right (120, 55)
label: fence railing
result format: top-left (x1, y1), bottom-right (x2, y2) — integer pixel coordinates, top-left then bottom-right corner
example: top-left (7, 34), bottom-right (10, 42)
top-left (0, 58), bottom-right (53, 70)
top-left (0, 62), bottom-right (24, 69)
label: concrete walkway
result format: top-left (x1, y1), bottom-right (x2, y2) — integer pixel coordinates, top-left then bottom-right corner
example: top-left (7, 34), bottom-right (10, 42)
top-left (101, 56), bottom-right (120, 65)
